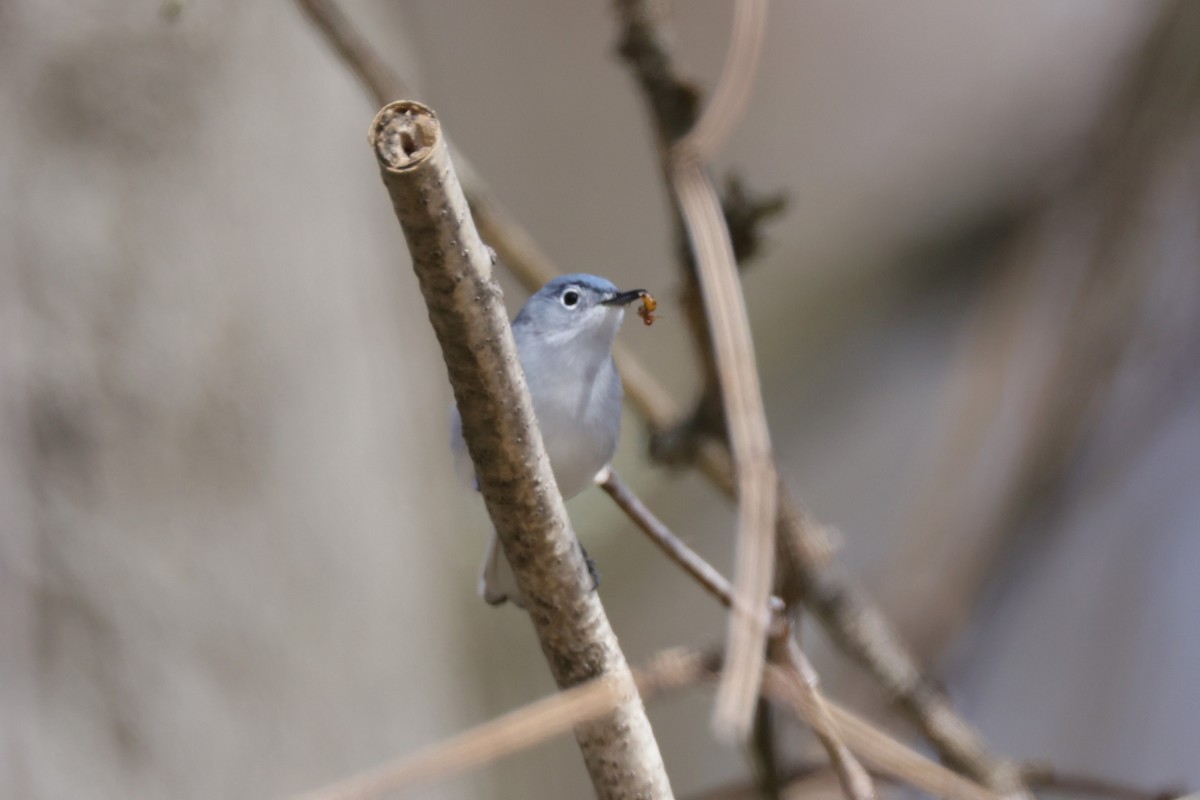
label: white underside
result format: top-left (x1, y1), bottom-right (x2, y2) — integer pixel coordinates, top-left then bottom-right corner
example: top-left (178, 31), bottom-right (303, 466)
top-left (452, 307), bottom-right (625, 606)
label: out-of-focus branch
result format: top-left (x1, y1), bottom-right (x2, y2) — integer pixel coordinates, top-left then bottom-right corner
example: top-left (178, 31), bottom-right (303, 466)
top-left (773, 638), bottom-right (876, 800)
top-left (610, 1), bottom-right (1026, 792)
top-left (671, 151), bottom-right (779, 743)
top-left (681, 763), bottom-right (842, 800)
top-left (761, 666), bottom-right (999, 800)
top-left (616, 0), bottom-right (781, 743)
top-left (750, 700), bottom-right (784, 800)
top-left (884, 0), bottom-right (1200, 662)
top-left (656, 377), bottom-right (1020, 790)
top-left (1021, 766), bottom-right (1190, 800)
top-left (295, 673), bottom-right (627, 800)
top-left (364, 100), bottom-right (672, 800)
top-left (676, 0), bottom-right (768, 159)
top-left (685, 762), bottom-right (1192, 800)
top-left (882, 225), bottom-right (1089, 659)
top-left (296, 632), bottom-right (1010, 800)
top-left (296, 648), bottom-right (711, 800)
top-left (772, 474), bottom-right (1025, 791)
top-left (601, 469), bottom-right (872, 800)
top-left (294, 0), bottom-right (406, 105)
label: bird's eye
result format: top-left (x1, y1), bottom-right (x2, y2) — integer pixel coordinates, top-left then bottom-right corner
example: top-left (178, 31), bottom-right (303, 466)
top-left (561, 289), bottom-right (580, 308)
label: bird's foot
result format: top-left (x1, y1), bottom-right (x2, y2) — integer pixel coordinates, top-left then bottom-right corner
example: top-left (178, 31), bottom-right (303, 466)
top-left (579, 542), bottom-right (600, 592)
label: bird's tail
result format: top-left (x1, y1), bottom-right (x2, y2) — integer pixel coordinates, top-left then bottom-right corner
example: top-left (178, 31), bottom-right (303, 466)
top-left (479, 531), bottom-right (526, 609)
top-left (479, 532), bottom-right (601, 610)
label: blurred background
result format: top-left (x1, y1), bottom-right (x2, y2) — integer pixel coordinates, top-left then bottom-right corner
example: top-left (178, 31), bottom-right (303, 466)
top-left (3, 1), bottom-right (1197, 798)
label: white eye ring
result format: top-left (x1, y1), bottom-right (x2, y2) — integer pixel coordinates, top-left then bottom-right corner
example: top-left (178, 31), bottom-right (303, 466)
top-left (561, 289), bottom-right (581, 308)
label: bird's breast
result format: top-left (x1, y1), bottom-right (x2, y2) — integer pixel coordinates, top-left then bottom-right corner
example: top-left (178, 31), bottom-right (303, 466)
top-left (525, 355), bottom-right (622, 499)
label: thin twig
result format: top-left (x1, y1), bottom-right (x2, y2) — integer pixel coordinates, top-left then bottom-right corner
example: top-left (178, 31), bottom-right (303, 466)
top-left (773, 638), bottom-right (876, 800)
top-left (750, 699), bottom-right (784, 800)
top-left (601, 468), bottom-right (872, 800)
top-left (365, 100), bottom-right (672, 800)
top-left (598, 468), bottom-right (783, 623)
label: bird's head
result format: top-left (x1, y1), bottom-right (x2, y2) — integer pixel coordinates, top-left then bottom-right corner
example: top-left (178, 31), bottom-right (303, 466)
top-left (514, 274), bottom-right (647, 347)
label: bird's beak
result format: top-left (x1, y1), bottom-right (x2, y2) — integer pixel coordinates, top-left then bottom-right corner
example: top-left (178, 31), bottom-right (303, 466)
top-left (601, 289), bottom-right (647, 307)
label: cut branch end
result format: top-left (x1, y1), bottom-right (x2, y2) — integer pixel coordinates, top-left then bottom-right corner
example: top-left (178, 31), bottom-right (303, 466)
top-left (369, 100), bottom-right (439, 171)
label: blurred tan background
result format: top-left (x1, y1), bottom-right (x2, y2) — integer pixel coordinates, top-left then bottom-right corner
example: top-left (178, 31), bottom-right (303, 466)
top-left (3, 1), bottom-right (1197, 798)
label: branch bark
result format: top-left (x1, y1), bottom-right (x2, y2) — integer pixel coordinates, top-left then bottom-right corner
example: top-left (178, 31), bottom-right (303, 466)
top-left (366, 100), bottom-right (673, 800)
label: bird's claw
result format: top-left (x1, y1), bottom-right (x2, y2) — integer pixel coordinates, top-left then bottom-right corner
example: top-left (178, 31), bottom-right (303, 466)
top-left (580, 543), bottom-right (600, 592)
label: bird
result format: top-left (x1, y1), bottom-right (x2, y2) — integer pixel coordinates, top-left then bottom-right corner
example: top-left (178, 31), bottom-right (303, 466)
top-left (450, 273), bottom-right (647, 608)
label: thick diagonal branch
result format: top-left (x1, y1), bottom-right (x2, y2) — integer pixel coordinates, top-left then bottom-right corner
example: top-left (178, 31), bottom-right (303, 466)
top-left (367, 100), bottom-right (672, 800)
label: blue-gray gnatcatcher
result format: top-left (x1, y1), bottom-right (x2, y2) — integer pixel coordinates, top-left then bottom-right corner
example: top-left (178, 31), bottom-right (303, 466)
top-left (450, 274), bottom-right (647, 608)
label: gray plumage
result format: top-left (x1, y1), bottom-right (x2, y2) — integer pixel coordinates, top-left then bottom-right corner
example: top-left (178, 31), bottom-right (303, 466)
top-left (450, 274), bottom-right (645, 607)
